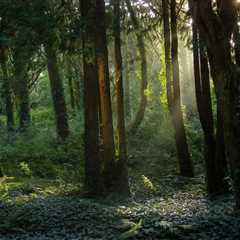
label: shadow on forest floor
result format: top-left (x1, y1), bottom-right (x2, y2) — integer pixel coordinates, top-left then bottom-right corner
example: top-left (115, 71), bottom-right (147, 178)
top-left (0, 169), bottom-right (240, 240)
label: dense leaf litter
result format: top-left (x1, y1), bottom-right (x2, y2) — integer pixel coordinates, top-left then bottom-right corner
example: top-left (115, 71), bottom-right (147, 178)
top-left (0, 175), bottom-right (240, 240)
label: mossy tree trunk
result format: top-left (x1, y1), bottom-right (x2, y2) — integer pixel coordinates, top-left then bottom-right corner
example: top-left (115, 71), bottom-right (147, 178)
top-left (0, 48), bottom-right (14, 131)
top-left (13, 50), bottom-right (31, 131)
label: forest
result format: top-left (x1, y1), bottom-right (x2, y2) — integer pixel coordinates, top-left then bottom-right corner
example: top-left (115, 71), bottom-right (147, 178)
top-left (0, 0), bottom-right (240, 239)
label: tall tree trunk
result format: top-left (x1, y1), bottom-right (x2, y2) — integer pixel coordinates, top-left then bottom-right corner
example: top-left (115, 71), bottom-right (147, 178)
top-left (73, 56), bottom-right (82, 110)
top-left (207, 49), bottom-right (229, 194)
top-left (95, 0), bottom-right (116, 191)
top-left (211, 53), bottom-right (240, 206)
top-left (170, 0), bottom-right (193, 177)
top-left (125, 0), bottom-right (147, 133)
top-left (189, 0), bottom-right (240, 207)
top-left (74, 77), bottom-right (81, 110)
top-left (0, 49), bottom-right (14, 131)
top-left (13, 51), bottom-right (30, 130)
top-left (123, 34), bottom-right (131, 121)
top-left (46, 46), bottom-right (69, 141)
top-left (113, 0), bottom-right (130, 195)
top-left (162, 0), bottom-right (173, 114)
top-left (215, 106), bottom-right (228, 191)
top-left (180, 43), bottom-right (189, 108)
top-left (192, 25), bottom-right (226, 193)
top-left (81, 0), bottom-right (103, 195)
top-left (66, 57), bottom-right (76, 111)
top-left (233, 24), bottom-right (240, 66)
top-left (199, 41), bottom-right (219, 193)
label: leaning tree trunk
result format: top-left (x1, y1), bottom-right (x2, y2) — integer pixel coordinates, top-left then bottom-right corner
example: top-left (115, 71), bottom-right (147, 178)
top-left (113, 0), bottom-right (130, 195)
top-left (95, 0), bottom-right (116, 191)
top-left (81, 0), bottom-right (103, 195)
top-left (170, 0), bottom-right (193, 177)
top-left (46, 45), bottom-right (69, 141)
top-left (125, 0), bottom-right (147, 133)
top-left (0, 48), bottom-right (14, 131)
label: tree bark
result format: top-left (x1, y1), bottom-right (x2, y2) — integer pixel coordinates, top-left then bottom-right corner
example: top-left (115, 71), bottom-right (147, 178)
top-left (162, 0), bottom-right (173, 113)
top-left (189, 0), bottom-right (240, 207)
top-left (113, 0), bottom-right (130, 195)
top-left (233, 24), bottom-right (240, 66)
top-left (73, 55), bottom-right (82, 110)
top-left (123, 34), bottom-right (131, 121)
top-left (95, 0), bottom-right (116, 191)
top-left (13, 50), bottom-right (30, 130)
top-left (207, 49), bottom-right (229, 194)
top-left (192, 25), bottom-right (227, 193)
top-left (170, 0), bottom-right (193, 177)
top-left (81, 0), bottom-right (103, 195)
top-left (46, 45), bottom-right (69, 141)
top-left (125, 0), bottom-right (147, 133)
top-left (66, 57), bottom-right (76, 111)
top-left (0, 48), bottom-right (14, 131)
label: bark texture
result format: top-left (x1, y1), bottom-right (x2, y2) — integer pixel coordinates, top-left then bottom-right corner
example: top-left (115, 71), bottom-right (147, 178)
top-left (113, 0), bottom-right (130, 195)
top-left (0, 48), bottom-right (14, 131)
top-left (95, 0), bottom-right (116, 191)
top-left (170, 0), bottom-right (193, 177)
top-left (81, 0), bottom-right (103, 195)
top-left (46, 46), bottom-right (69, 141)
top-left (126, 0), bottom-right (148, 133)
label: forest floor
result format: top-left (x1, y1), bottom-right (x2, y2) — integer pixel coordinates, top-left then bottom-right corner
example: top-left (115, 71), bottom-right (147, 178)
top-left (0, 159), bottom-right (240, 240)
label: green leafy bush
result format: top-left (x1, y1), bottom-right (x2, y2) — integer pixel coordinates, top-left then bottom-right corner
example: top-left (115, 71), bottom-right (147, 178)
top-left (0, 114), bottom-right (84, 179)
top-left (19, 162), bottom-right (32, 177)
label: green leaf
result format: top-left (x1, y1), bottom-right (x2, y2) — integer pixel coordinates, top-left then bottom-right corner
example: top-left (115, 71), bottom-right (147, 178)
top-left (119, 219), bottom-right (143, 239)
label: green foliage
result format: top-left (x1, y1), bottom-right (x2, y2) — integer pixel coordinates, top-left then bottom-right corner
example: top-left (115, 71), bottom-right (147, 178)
top-left (185, 113), bottom-right (204, 170)
top-left (141, 175), bottom-right (156, 192)
top-left (120, 219), bottom-right (143, 239)
top-left (31, 108), bottom-right (54, 126)
top-left (19, 162), bottom-right (32, 178)
top-left (0, 113), bottom-right (84, 179)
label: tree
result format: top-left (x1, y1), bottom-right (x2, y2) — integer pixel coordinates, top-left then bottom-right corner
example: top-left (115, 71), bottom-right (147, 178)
top-left (123, 34), bottom-right (131, 121)
top-left (189, 0), bottom-right (240, 208)
top-left (66, 55), bottom-right (76, 111)
top-left (0, 48), bottom-right (14, 131)
top-left (113, 0), bottom-right (130, 194)
top-left (162, 0), bottom-right (173, 117)
top-left (81, 0), bottom-right (103, 195)
top-left (233, 23), bottom-right (240, 66)
top-left (13, 48), bottom-right (31, 130)
top-left (162, 0), bottom-right (193, 177)
top-left (192, 25), bottom-right (227, 193)
top-left (95, 0), bottom-right (116, 191)
top-left (46, 44), bottom-right (70, 141)
top-left (125, 0), bottom-right (148, 133)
